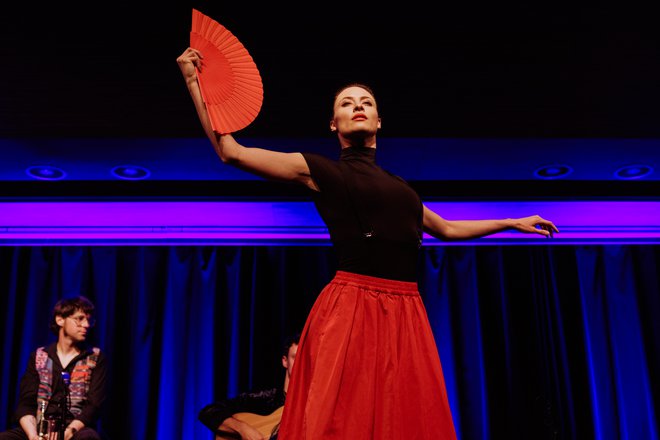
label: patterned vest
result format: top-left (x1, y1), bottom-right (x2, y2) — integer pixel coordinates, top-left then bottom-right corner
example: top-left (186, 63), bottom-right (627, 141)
top-left (35, 346), bottom-right (100, 419)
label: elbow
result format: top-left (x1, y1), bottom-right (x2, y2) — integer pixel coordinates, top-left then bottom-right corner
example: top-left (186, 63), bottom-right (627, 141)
top-left (214, 134), bottom-right (246, 166)
top-left (441, 224), bottom-right (472, 241)
top-left (213, 143), bottom-right (240, 165)
top-left (438, 234), bottom-right (462, 242)
top-left (431, 232), bottom-right (460, 242)
top-left (425, 224), bottom-right (460, 241)
top-left (218, 154), bottom-right (236, 165)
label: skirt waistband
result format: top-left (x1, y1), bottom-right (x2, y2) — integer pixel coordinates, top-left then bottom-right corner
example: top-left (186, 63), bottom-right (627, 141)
top-left (332, 271), bottom-right (419, 295)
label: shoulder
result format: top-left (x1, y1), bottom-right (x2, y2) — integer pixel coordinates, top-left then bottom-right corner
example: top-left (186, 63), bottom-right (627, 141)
top-left (33, 346), bottom-right (52, 370)
top-left (300, 152), bottom-right (341, 175)
top-left (36, 344), bottom-right (56, 359)
top-left (79, 346), bottom-right (105, 366)
top-left (301, 152), bottom-right (337, 167)
top-left (241, 386), bottom-right (279, 400)
top-left (384, 169), bottom-right (408, 183)
top-left (88, 347), bottom-right (105, 361)
top-left (34, 346), bottom-right (47, 361)
top-left (385, 169), bottom-right (419, 193)
top-left (300, 152), bottom-right (342, 192)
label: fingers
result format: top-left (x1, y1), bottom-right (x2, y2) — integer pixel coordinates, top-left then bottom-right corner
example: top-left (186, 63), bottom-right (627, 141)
top-left (539, 218), bottom-right (559, 234)
top-left (525, 215), bottom-right (558, 238)
top-left (177, 47), bottom-right (204, 68)
top-left (540, 224), bottom-right (553, 238)
top-left (186, 47), bottom-right (204, 63)
top-left (536, 221), bottom-right (558, 238)
top-left (186, 47), bottom-right (203, 57)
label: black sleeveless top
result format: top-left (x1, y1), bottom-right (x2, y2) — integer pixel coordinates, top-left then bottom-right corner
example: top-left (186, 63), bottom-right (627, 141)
top-left (302, 146), bottom-right (423, 282)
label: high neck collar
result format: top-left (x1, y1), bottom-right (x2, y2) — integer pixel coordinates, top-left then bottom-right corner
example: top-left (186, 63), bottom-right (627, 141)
top-left (339, 146), bottom-right (377, 162)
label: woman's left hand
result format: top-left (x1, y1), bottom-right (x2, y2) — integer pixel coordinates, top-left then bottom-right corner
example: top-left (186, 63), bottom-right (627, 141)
top-left (510, 215), bottom-right (559, 238)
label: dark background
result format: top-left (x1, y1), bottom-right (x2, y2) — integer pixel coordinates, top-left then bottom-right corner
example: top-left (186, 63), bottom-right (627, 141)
top-left (1, 2), bottom-right (659, 139)
top-left (1, 5), bottom-right (659, 440)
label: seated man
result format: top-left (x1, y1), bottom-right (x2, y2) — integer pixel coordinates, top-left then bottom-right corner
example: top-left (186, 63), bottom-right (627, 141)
top-left (0, 296), bottom-right (107, 440)
top-left (199, 333), bottom-right (299, 440)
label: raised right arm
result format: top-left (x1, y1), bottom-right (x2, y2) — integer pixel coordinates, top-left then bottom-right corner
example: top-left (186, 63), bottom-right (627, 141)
top-left (176, 48), bottom-right (318, 191)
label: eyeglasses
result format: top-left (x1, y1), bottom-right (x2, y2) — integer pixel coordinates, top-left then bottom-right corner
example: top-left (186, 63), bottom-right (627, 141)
top-left (67, 315), bottom-right (96, 328)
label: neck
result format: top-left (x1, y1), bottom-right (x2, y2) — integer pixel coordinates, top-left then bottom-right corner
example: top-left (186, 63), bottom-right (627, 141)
top-left (338, 133), bottom-right (377, 149)
top-left (57, 338), bottom-right (79, 355)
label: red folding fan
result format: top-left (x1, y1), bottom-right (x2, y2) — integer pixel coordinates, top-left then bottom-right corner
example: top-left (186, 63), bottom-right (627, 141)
top-left (190, 9), bottom-right (263, 134)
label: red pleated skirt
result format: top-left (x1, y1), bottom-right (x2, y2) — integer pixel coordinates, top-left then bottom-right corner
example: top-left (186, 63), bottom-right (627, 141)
top-left (278, 271), bottom-right (457, 439)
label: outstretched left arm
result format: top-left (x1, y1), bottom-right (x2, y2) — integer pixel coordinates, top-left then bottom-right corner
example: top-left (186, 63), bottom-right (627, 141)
top-left (422, 205), bottom-right (559, 241)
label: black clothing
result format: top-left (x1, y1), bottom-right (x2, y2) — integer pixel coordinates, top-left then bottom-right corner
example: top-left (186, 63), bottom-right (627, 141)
top-left (0, 426), bottom-right (100, 440)
top-left (302, 146), bottom-right (423, 281)
top-left (8, 342), bottom-right (106, 433)
top-left (198, 387), bottom-right (285, 437)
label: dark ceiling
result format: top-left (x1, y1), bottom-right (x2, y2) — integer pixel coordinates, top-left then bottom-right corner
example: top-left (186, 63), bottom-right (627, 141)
top-left (0, 2), bottom-right (658, 207)
top-left (1, 3), bottom-right (659, 139)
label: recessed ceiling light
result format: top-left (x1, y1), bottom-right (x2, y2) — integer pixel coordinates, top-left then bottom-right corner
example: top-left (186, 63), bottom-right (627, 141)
top-left (614, 164), bottom-right (653, 180)
top-left (111, 165), bottom-right (151, 180)
top-left (533, 164), bottom-right (573, 180)
top-left (25, 165), bottom-right (67, 181)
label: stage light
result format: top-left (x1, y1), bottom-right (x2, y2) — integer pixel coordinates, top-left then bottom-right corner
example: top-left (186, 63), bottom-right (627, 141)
top-left (25, 165), bottom-right (67, 181)
top-left (614, 164), bottom-right (653, 180)
top-left (533, 164), bottom-right (573, 180)
top-left (111, 165), bottom-right (151, 180)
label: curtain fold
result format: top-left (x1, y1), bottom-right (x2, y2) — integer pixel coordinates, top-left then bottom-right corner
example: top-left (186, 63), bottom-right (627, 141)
top-left (575, 246), bottom-right (659, 440)
top-left (1, 245), bottom-right (658, 440)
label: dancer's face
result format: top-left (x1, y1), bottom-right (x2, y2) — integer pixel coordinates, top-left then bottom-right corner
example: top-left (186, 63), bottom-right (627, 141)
top-left (330, 86), bottom-right (381, 139)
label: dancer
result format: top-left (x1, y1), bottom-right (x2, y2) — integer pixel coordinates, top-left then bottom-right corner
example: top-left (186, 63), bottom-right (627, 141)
top-left (177, 46), bottom-right (558, 439)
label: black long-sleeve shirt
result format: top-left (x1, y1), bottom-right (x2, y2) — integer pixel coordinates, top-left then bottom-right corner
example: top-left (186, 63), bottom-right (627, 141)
top-left (302, 146), bottom-right (423, 282)
top-left (13, 342), bottom-right (107, 427)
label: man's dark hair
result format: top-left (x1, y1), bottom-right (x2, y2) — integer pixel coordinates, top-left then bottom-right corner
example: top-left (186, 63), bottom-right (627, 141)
top-left (49, 295), bottom-right (95, 335)
top-left (282, 332), bottom-right (301, 357)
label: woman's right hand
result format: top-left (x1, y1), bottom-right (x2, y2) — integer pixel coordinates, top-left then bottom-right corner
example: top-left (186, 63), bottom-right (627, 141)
top-left (176, 47), bottom-right (204, 84)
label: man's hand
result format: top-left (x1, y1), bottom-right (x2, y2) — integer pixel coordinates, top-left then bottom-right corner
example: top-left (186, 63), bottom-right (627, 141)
top-left (64, 419), bottom-right (85, 440)
top-left (235, 421), bottom-right (267, 440)
top-left (216, 416), bottom-right (268, 440)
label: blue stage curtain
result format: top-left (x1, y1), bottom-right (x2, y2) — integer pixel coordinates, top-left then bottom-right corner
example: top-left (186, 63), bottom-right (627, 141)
top-left (1, 245), bottom-right (658, 440)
